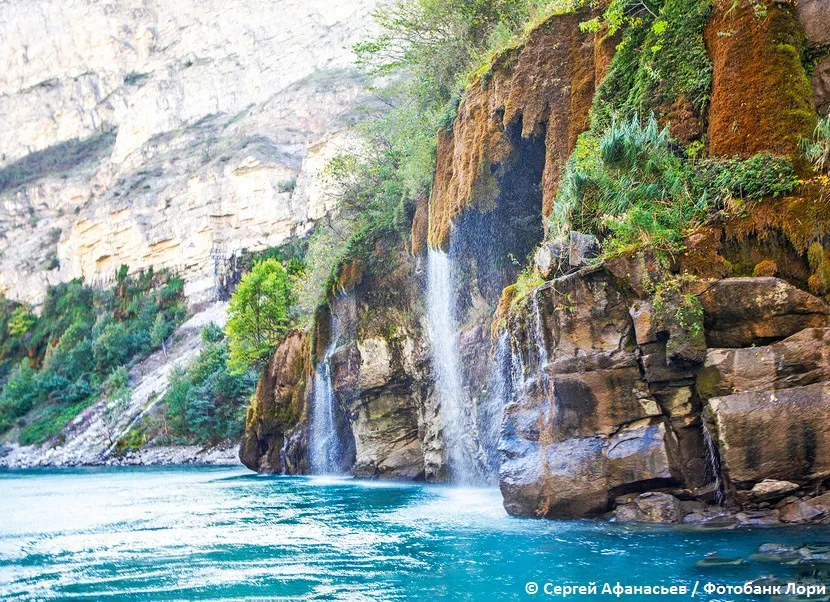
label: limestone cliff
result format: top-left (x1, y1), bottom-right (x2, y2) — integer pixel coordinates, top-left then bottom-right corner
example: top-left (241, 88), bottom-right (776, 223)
top-left (0, 0), bottom-right (380, 305)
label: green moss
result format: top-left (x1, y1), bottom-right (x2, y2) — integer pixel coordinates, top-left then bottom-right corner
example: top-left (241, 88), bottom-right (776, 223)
top-left (590, 0), bottom-right (712, 135)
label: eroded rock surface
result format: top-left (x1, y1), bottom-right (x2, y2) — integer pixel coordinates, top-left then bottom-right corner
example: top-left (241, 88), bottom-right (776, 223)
top-left (0, 0), bottom-right (380, 305)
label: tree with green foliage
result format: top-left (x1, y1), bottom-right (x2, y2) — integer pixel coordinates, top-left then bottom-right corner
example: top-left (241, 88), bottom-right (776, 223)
top-left (225, 258), bottom-right (295, 373)
top-left (162, 323), bottom-right (257, 444)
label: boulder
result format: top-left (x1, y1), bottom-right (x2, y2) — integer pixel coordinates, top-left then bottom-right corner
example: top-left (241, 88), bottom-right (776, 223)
top-left (568, 232), bottom-right (599, 268)
top-left (606, 418), bottom-right (682, 494)
top-left (500, 435), bottom-right (609, 518)
top-left (697, 278), bottom-right (827, 348)
top-left (779, 500), bottom-right (825, 523)
top-left (615, 492), bottom-right (683, 523)
top-left (706, 382), bottom-right (830, 486)
top-left (809, 492), bottom-right (830, 515)
top-left (749, 479), bottom-right (800, 502)
top-left (735, 509), bottom-right (782, 527)
top-left (697, 328), bottom-right (830, 400)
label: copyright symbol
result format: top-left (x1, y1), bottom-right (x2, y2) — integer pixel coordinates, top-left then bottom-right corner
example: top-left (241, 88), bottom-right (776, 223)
top-left (525, 582), bottom-right (539, 595)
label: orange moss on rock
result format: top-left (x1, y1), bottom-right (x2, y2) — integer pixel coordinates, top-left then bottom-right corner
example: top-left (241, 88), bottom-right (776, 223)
top-left (705, 0), bottom-right (816, 164)
top-left (336, 257), bottom-right (364, 293)
top-left (410, 194), bottom-right (429, 256)
top-left (492, 284), bottom-right (517, 338)
top-left (428, 11), bottom-right (610, 249)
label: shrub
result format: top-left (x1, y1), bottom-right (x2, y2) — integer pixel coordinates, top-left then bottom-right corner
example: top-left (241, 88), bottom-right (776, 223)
top-left (804, 115), bottom-right (830, 174)
top-left (162, 338), bottom-right (257, 444)
top-left (0, 270), bottom-right (186, 440)
top-left (549, 115), bottom-right (799, 254)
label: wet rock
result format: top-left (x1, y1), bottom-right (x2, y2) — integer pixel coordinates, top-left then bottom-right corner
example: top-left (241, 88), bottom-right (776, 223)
top-left (697, 328), bottom-right (830, 400)
top-left (694, 555), bottom-right (746, 567)
top-left (500, 435), bottom-right (609, 519)
top-left (751, 543), bottom-right (803, 564)
top-left (606, 418), bottom-right (682, 494)
top-left (750, 479), bottom-right (801, 502)
top-left (615, 492), bottom-right (683, 523)
top-left (697, 278), bottom-right (828, 348)
top-left (779, 500), bottom-right (825, 523)
top-left (681, 511), bottom-right (739, 528)
top-left (706, 382), bottom-right (830, 487)
top-left (735, 509), bottom-right (782, 527)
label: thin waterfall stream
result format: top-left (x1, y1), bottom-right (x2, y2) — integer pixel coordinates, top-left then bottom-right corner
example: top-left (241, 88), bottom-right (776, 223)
top-left (309, 297), bottom-right (354, 475)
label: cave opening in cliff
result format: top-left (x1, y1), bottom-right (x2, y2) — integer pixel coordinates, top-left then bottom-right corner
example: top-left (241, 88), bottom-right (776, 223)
top-left (451, 118), bottom-right (546, 307)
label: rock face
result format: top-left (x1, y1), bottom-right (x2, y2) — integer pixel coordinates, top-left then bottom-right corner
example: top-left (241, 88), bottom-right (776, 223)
top-left (238, 2), bottom-right (830, 527)
top-left (428, 10), bottom-right (615, 249)
top-left (240, 331), bottom-right (310, 474)
top-left (0, 0), bottom-right (380, 305)
top-left (500, 268), bottom-right (830, 519)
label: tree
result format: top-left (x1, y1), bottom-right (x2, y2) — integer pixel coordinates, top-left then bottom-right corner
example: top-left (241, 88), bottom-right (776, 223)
top-left (225, 258), bottom-right (294, 373)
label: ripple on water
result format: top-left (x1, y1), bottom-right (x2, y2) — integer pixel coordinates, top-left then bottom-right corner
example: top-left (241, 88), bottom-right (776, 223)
top-left (1, 467), bottom-right (830, 601)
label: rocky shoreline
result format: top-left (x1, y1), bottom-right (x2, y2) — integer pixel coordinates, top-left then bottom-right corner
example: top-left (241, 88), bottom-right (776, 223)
top-left (0, 441), bottom-right (240, 469)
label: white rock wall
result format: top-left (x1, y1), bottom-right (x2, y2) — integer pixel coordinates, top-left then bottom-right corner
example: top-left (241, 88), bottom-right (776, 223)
top-left (0, 0), bottom-right (381, 304)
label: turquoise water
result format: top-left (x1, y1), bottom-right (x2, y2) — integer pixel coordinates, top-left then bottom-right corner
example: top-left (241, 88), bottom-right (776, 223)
top-left (0, 466), bottom-right (828, 601)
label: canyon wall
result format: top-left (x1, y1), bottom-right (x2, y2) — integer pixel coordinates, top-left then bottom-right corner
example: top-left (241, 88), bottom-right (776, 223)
top-left (0, 0), bottom-right (380, 305)
top-left (242, 0), bottom-right (830, 525)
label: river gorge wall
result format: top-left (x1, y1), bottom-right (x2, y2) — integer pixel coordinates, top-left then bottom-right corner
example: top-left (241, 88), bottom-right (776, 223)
top-left (0, 0), bottom-right (380, 305)
top-left (241, 0), bottom-right (830, 524)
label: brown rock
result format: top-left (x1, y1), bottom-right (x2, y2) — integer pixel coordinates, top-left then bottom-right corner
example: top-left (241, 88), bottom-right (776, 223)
top-left (698, 278), bottom-right (828, 347)
top-left (749, 479), bottom-right (800, 502)
top-left (606, 418), bottom-right (682, 494)
top-left (616, 492), bottom-right (683, 523)
top-left (779, 500), bottom-right (825, 523)
top-left (707, 382), bottom-right (830, 486)
top-left (809, 492), bottom-right (830, 514)
top-left (697, 328), bottom-right (830, 400)
top-left (239, 331), bottom-right (310, 473)
top-left (500, 435), bottom-right (609, 519)
top-left (629, 300), bottom-right (656, 345)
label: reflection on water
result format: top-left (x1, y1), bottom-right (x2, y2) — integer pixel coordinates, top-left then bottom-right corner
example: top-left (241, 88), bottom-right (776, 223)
top-left (0, 466), bottom-right (828, 601)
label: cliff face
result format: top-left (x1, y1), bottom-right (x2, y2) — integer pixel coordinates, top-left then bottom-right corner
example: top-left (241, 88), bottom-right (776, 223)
top-left (427, 11), bottom-right (615, 250)
top-left (243, 0), bottom-right (830, 524)
top-left (0, 0), bottom-right (380, 305)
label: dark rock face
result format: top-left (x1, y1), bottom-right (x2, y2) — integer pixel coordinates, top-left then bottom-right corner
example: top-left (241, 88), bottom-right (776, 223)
top-left (239, 331), bottom-right (310, 474)
top-left (707, 382), bottom-right (830, 486)
top-left (500, 268), bottom-right (830, 520)
top-left (698, 278), bottom-right (827, 348)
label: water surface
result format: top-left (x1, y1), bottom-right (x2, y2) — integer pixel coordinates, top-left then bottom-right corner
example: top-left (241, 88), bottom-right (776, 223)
top-left (1, 466), bottom-right (827, 600)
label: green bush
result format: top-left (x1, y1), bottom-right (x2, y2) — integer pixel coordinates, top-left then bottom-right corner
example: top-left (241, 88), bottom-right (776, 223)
top-left (549, 115), bottom-right (799, 253)
top-left (0, 268), bottom-right (186, 441)
top-left (162, 325), bottom-right (257, 444)
top-left (589, 0), bottom-right (712, 134)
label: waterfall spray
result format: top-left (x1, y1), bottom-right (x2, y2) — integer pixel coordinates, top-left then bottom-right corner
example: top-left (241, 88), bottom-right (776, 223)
top-left (425, 248), bottom-right (480, 484)
top-left (309, 297), bottom-right (356, 475)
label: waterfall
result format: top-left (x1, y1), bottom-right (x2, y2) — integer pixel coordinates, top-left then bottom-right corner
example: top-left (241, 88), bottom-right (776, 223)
top-left (477, 331), bottom-right (511, 476)
top-left (701, 420), bottom-right (725, 505)
top-left (425, 248), bottom-right (480, 484)
top-left (309, 303), bottom-right (352, 475)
